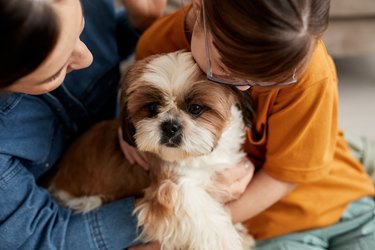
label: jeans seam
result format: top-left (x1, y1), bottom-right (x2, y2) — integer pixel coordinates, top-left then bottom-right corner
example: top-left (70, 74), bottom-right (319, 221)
top-left (0, 161), bottom-right (23, 190)
top-left (86, 211), bottom-right (109, 250)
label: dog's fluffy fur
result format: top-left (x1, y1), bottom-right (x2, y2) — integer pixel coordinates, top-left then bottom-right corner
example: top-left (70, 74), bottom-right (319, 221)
top-left (49, 51), bottom-right (255, 250)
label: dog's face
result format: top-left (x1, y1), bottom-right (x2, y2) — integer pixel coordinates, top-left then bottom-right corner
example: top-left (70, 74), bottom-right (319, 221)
top-left (121, 51), bottom-right (253, 162)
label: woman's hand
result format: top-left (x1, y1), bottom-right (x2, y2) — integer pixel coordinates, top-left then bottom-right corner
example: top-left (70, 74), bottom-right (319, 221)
top-left (121, 0), bottom-right (167, 30)
top-left (129, 242), bottom-right (161, 250)
top-left (118, 127), bottom-right (150, 170)
top-left (210, 158), bottom-right (255, 203)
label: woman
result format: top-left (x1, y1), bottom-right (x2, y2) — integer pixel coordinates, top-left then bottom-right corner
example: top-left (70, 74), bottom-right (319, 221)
top-left (0, 0), bottom-right (166, 249)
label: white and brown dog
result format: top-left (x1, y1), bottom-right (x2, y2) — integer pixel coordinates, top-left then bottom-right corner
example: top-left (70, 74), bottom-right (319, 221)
top-left (49, 51), bottom-right (255, 250)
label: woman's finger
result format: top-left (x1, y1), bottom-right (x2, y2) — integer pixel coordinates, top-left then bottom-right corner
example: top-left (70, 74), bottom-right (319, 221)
top-left (132, 150), bottom-right (150, 170)
top-left (118, 128), bottom-right (135, 163)
top-left (118, 127), bottom-right (150, 170)
top-left (123, 147), bottom-right (135, 165)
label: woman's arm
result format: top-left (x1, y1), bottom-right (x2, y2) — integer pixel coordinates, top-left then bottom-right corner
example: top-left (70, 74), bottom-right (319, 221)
top-left (228, 169), bottom-right (296, 224)
top-left (0, 155), bottom-right (138, 249)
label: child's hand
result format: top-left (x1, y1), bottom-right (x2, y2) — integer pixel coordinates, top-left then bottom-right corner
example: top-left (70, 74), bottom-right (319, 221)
top-left (211, 159), bottom-right (255, 203)
top-left (118, 127), bottom-right (150, 170)
top-left (121, 0), bottom-right (167, 30)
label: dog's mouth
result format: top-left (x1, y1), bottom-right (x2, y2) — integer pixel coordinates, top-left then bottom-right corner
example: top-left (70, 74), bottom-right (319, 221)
top-left (164, 142), bottom-right (179, 148)
top-left (160, 136), bottom-right (182, 148)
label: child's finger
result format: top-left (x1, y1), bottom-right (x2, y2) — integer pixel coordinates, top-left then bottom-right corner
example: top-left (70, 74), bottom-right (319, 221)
top-left (229, 165), bottom-right (254, 199)
top-left (214, 159), bottom-right (253, 185)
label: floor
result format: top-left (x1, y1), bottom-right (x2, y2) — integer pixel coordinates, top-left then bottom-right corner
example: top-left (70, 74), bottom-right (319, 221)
top-left (336, 55), bottom-right (375, 140)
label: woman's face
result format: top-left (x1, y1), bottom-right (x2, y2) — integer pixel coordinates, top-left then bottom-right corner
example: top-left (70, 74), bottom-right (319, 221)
top-left (6, 0), bottom-right (93, 95)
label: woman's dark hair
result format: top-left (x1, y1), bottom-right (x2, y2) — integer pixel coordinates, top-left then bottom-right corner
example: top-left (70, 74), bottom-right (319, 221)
top-left (0, 0), bottom-right (60, 88)
top-left (204, 0), bottom-right (330, 82)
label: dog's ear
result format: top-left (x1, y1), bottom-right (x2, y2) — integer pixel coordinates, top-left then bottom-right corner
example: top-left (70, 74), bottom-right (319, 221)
top-left (119, 64), bottom-right (139, 147)
top-left (119, 54), bottom-right (161, 147)
top-left (120, 104), bottom-right (137, 147)
top-left (231, 87), bottom-right (255, 129)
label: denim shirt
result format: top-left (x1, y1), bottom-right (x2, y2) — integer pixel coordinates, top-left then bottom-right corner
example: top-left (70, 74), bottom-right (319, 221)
top-left (0, 0), bottom-right (140, 249)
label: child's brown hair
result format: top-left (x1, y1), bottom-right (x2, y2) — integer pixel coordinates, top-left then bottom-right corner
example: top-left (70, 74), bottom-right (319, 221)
top-left (203, 0), bottom-right (330, 83)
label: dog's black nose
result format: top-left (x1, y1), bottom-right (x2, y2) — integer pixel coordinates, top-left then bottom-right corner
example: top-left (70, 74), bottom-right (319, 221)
top-left (161, 120), bottom-right (181, 137)
top-left (160, 120), bottom-right (182, 147)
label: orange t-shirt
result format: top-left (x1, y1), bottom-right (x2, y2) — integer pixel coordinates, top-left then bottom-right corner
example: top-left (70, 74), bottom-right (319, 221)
top-left (136, 5), bottom-right (375, 240)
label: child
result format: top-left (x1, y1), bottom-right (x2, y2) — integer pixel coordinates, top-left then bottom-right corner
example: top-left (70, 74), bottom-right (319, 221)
top-left (130, 0), bottom-right (375, 249)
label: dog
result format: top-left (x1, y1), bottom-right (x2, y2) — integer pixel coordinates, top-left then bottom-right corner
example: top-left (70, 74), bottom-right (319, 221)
top-left (49, 51), bottom-right (255, 250)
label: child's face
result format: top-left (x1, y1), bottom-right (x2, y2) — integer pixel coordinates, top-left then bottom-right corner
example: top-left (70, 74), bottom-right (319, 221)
top-left (6, 0), bottom-right (92, 95)
top-left (190, 0), bottom-right (250, 91)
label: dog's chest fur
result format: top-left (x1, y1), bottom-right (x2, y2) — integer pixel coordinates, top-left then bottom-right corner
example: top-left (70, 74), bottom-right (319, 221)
top-left (135, 105), bottom-right (253, 250)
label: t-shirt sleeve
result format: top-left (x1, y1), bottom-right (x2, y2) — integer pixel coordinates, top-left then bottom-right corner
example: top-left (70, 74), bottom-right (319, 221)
top-left (136, 4), bottom-right (192, 60)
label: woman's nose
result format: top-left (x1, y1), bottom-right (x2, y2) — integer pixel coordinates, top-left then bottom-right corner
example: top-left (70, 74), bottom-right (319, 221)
top-left (67, 39), bottom-right (93, 72)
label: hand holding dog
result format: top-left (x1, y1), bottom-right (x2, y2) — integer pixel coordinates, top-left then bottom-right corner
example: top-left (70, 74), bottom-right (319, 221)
top-left (211, 159), bottom-right (255, 203)
top-left (118, 127), bottom-right (150, 170)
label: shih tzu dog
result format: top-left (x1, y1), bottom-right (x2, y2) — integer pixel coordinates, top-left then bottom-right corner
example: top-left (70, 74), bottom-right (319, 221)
top-left (49, 51), bottom-right (255, 250)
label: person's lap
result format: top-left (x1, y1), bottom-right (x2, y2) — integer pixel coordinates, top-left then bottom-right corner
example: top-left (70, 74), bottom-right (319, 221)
top-left (254, 133), bottom-right (375, 250)
top-left (254, 197), bottom-right (375, 250)
top-left (346, 132), bottom-right (375, 183)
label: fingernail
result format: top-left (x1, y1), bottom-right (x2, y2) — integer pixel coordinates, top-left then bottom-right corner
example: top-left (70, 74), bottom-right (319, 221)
top-left (243, 161), bottom-right (251, 169)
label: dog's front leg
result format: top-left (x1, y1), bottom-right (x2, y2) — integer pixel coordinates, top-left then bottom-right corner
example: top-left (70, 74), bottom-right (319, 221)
top-left (135, 175), bottom-right (246, 250)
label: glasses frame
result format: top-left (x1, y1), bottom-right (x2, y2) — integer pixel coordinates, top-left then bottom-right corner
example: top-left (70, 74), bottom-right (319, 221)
top-left (201, 0), bottom-right (298, 87)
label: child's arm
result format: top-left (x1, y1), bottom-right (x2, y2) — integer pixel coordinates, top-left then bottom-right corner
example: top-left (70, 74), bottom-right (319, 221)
top-left (228, 169), bottom-right (296, 224)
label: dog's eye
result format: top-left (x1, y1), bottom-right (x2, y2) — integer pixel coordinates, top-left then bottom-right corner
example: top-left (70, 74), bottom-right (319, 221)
top-left (188, 104), bottom-right (204, 116)
top-left (145, 102), bottom-right (159, 117)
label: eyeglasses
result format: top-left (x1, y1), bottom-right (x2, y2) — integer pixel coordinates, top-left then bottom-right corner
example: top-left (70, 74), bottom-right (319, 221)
top-left (201, 0), bottom-right (298, 87)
